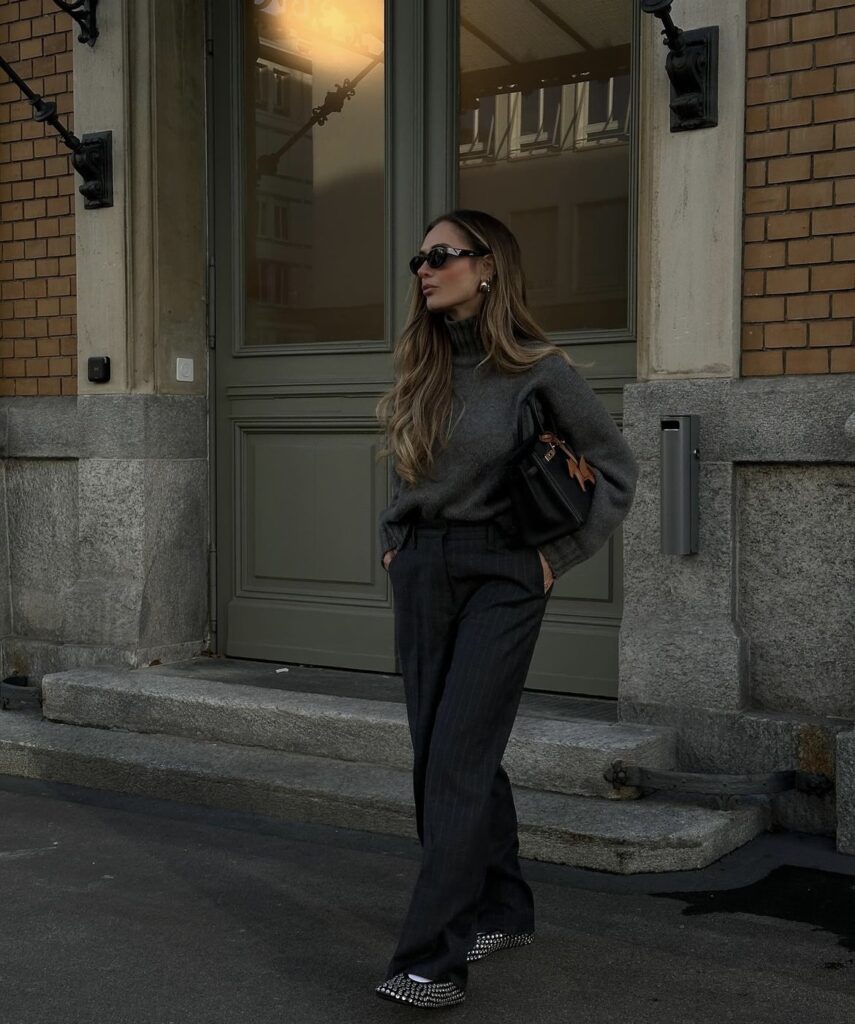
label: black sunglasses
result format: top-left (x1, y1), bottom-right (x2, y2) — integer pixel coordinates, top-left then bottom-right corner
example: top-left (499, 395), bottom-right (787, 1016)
top-left (409, 245), bottom-right (491, 275)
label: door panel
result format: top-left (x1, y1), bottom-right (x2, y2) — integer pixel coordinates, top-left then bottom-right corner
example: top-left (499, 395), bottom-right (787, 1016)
top-left (211, 0), bottom-right (637, 695)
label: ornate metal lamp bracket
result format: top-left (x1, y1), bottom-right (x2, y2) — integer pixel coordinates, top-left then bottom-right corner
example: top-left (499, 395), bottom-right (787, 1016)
top-left (51, 0), bottom-right (99, 47)
top-left (0, 54), bottom-right (112, 208)
top-left (640, 1), bottom-right (718, 131)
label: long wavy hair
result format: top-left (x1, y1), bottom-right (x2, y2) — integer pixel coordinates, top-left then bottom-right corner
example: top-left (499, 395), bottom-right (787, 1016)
top-left (375, 208), bottom-right (575, 487)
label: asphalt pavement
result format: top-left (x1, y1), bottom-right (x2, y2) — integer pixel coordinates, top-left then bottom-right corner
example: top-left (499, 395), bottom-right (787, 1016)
top-left (1, 772), bottom-right (853, 1024)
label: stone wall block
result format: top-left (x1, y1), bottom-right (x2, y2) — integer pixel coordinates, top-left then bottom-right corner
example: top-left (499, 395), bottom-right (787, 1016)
top-left (6, 459), bottom-right (79, 642)
top-left (838, 731), bottom-right (855, 854)
top-left (139, 459), bottom-right (208, 647)
top-left (737, 464), bottom-right (855, 716)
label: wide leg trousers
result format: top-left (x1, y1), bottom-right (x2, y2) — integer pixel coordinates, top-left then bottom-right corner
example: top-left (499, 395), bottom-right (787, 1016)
top-left (384, 516), bottom-right (552, 990)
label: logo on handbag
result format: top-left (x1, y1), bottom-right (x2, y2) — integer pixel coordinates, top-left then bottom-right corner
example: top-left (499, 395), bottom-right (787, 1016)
top-left (538, 432), bottom-right (596, 491)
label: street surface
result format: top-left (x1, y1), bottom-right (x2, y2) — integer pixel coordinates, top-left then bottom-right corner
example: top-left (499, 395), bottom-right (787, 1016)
top-left (1, 773), bottom-right (853, 1023)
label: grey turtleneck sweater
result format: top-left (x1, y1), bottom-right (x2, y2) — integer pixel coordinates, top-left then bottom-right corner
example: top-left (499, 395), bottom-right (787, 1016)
top-left (378, 315), bottom-right (639, 581)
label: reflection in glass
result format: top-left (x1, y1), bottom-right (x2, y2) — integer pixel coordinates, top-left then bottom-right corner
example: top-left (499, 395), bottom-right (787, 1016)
top-left (458, 0), bottom-right (632, 333)
top-left (244, 0), bottom-right (385, 346)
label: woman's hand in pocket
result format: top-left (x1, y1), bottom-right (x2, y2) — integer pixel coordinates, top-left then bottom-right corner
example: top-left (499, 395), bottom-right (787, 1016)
top-left (537, 550), bottom-right (554, 592)
top-left (383, 548), bottom-right (398, 571)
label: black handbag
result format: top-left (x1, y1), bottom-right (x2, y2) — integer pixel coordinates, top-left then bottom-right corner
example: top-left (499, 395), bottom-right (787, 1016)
top-left (504, 393), bottom-right (596, 545)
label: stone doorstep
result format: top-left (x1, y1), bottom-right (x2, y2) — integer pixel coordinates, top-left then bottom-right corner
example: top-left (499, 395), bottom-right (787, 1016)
top-left (39, 668), bottom-right (677, 801)
top-left (0, 715), bottom-right (768, 875)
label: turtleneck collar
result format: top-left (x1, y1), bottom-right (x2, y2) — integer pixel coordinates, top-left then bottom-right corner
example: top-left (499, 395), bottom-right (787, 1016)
top-left (444, 313), bottom-right (485, 363)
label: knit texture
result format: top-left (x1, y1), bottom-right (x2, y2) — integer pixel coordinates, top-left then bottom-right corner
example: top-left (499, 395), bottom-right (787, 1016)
top-left (378, 314), bottom-right (639, 580)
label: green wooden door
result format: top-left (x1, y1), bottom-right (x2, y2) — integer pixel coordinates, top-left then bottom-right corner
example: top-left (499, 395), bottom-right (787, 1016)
top-left (210, 0), bottom-right (637, 696)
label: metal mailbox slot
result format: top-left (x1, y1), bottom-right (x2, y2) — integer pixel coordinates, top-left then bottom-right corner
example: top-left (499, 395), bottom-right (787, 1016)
top-left (660, 415), bottom-right (699, 555)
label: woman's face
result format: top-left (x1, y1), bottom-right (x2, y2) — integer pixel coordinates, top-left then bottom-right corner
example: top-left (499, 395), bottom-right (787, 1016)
top-left (416, 220), bottom-right (494, 321)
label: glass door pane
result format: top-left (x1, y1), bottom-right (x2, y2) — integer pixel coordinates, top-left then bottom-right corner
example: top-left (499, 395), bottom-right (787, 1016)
top-left (458, 0), bottom-right (632, 333)
top-left (244, 0), bottom-right (385, 346)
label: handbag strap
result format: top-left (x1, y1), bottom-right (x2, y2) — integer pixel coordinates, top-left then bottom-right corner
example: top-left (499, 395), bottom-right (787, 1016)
top-left (516, 392), bottom-right (549, 446)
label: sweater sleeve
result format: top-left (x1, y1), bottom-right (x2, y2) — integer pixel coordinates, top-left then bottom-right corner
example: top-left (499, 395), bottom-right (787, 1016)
top-left (378, 459), bottom-right (408, 568)
top-left (533, 356), bottom-right (639, 580)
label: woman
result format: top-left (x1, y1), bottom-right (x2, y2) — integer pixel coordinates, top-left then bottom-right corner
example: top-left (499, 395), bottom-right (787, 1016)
top-left (374, 209), bottom-right (638, 1009)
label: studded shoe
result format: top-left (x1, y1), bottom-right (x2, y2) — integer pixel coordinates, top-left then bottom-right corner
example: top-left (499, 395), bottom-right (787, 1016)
top-left (466, 930), bottom-right (534, 962)
top-left (375, 972), bottom-right (466, 1009)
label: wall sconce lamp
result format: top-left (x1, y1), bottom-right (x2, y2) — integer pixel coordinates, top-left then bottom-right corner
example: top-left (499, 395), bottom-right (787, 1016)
top-left (51, 0), bottom-right (99, 47)
top-left (0, 56), bottom-right (112, 209)
top-left (641, 1), bottom-right (718, 131)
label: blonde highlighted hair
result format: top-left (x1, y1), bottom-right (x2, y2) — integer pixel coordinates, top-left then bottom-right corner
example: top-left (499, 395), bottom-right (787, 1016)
top-left (375, 209), bottom-right (574, 487)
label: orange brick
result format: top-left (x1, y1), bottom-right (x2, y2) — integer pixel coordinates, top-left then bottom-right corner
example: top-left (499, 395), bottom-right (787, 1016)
top-left (838, 65), bottom-right (855, 91)
top-left (771, 0), bottom-right (813, 14)
top-left (836, 177), bottom-right (855, 203)
top-left (765, 322), bottom-right (807, 347)
top-left (789, 124), bottom-right (835, 154)
top-left (36, 338), bottom-right (60, 358)
top-left (787, 293), bottom-right (830, 317)
top-left (746, 130), bottom-right (789, 159)
top-left (809, 320), bottom-right (853, 345)
top-left (16, 379), bottom-right (38, 396)
top-left (747, 76), bottom-right (791, 105)
top-left (23, 278), bottom-right (46, 299)
top-left (748, 0), bottom-right (770, 19)
top-left (744, 296), bottom-right (787, 321)
top-left (742, 324), bottom-right (766, 350)
top-left (816, 34), bottom-right (855, 66)
top-left (830, 348), bottom-right (855, 372)
top-left (788, 237), bottom-right (833, 263)
top-left (746, 185), bottom-right (789, 214)
top-left (811, 264), bottom-right (855, 290)
top-left (747, 105), bottom-right (769, 132)
top-left (786, 348), bottom-right (830, 373)
top-left (792, 11), bottom-right (836, 41)
top-left (36, 297), bottom-right (60, 317)
top-left (817, 0), bottom-right (855, 7)
top-left (814, 92), bottom-right (855, 123)
top-left (815, 150), bottom-right (855, 179)
top-left (770, 42), bottom-right (815, 74)
top-left (23, 319), bottom-right (47, 339)
top-left (0, 381), bottom-right (14, 397)
top-left (3, 358), bottom-right (26, 376)
top-left (789, 180), bottom-right (834, 208)
top-left (743, 350), bottom-right (784, 375)
top-left (744, 270), bottom-right (766, 296)
top-left (769, 98), bottom-right (814, 128)
top-left (36, 377), bottom-right (61, 396)
top-left (767, 211), bottom-right (811, 238)
top-left (832, 291), bottom-right (855, 316)
top-left (791, 68), bottom-right (836, 97)
top-left (746, 161), bottom-right (767, 187)
top-left (23, 239), bottom-right (47, 260)
top-left (60, 338), bottom-right (76, 356)
top-left (813, 207), bottom-right (855, 234)
top-left (840, 7), bottom-right (855, 31)
top-left (749, 20), bottom-right (791, 49)
top-left (837, 122), bottom-right (855, 149)
top-left (744, 222), bottom-right (771, 251)
top-left (833, 234), bottom-right (855, 260)
top-left (747, 50), bottom-right (770, 78)
top-left (60, 375), bottom-right (77, 395)
top-left (767, 266), bottom-right (810, 293)
top-left (48, 355), bottom-right (71, 375)
top-left (14, 339), bottom-right (36, 358)
top-left (767, 154), bottom-right (812, 182)
top-left (25, 357), bottom-right (49, 376)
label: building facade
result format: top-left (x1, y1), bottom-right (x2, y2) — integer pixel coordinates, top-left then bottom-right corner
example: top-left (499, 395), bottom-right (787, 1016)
top-left (1, 0), bottom-right (854, 850)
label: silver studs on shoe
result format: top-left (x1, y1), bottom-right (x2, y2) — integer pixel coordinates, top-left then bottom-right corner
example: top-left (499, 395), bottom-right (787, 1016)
top-left (375, 971), bottom-right (466, 1008)
top-left (466, 930), bottom-right (534, 962)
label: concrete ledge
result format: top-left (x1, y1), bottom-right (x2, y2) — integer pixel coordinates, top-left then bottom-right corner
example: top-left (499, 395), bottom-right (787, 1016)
top-left (0, 714), bottom-right (768, 874)
top-left (40, 668), bottom-right (677, 800)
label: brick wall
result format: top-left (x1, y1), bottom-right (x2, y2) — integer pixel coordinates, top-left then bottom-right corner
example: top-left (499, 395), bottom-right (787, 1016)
top-left (742, 0), bottom-right (855, 375)
top-left (0, 0), bottom-right (76, 397)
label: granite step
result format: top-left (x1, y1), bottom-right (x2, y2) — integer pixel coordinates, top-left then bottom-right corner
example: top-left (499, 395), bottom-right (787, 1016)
top-left (40, 668), bottom-right (676, 800)
top-left (0, 714), bottom-right (767, 874)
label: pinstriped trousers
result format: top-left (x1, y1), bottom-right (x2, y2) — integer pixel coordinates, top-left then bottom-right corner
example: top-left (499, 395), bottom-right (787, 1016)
top-left (384, 516), bottom-right (551, 990)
